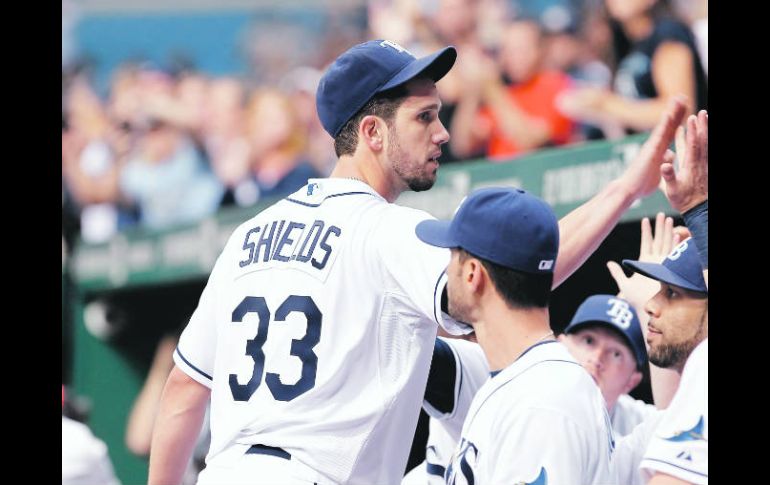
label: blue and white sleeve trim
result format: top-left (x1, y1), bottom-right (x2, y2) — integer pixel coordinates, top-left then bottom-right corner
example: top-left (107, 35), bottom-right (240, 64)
top-left (173, 347), bottom-right (213, 389)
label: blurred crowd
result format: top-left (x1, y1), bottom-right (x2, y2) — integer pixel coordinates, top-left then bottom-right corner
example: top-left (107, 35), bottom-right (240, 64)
top-left (62, 0), bottom-right (707, 245)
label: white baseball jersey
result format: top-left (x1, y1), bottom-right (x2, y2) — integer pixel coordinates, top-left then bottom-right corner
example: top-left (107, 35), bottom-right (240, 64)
top-left (445, 341), bottom-right (613, 485)
top-left (640, 338), bottom-right (708, 484)
top-left (611, 394), bottom-right (659, 438)
top-left (174, 178), bottom-right (468, 484)
top-left (609, 409), bottom-right (664, 485)
top-left (403, 338), bottom-right (489, 485)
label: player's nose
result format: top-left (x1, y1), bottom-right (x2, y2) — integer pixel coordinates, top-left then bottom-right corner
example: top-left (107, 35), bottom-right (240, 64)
top-left (588, 349), bottom-right (604, 370)
top-left (433, 120), bottom-right (450, 145)
top-left (645, 293), bottom-right (662, 319)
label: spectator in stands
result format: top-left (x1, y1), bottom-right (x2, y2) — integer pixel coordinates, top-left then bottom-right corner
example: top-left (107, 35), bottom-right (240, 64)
top-left (281, 67), bottom-right (337, 176)
top-left (542, 8), bottom-right (619, 140)
top-left (557, 0), bottom-right (707, 134)
top-left (671, 0), bottom-right (707, 76)
top-left (230, 87), bottom-right (320, 206)
top-left (450, 18), bottom-right (575, 161)
top-left (199, 77), bottom-right (252, 207)
top-left (118, 68), bottom-right (224, 229)
top-left (62, 74), bottom-right (136, 243)
top-left (417, 0), bottom-right (489, 164)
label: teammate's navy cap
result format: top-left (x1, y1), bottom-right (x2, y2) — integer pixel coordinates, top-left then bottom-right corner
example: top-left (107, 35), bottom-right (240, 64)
top-left (622, 238), bottom-right (707, 294)
top-left (564, 294), bottom-right (647, 370)
top-left (415, 187), bottom-right (559, 274)
top-left (316, 40), bottom-right (457, 137)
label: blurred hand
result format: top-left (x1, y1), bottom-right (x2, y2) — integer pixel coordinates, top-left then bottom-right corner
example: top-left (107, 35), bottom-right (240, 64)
top-left (618, 96), bottom-right (687, 199)
top-left (456, 46), bottom-right (498, 94)
top-left (659, 110), bottom-right (708, 213)
top-left (555, 87), bottom-right (609, 123)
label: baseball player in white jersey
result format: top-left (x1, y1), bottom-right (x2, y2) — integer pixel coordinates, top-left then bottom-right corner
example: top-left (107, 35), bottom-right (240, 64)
top-left (148, 38), bottom-right (688, 484)
top-left (640, 338), bottom-right (707, 484)
top-left (612, 106), bottom-right (708, 485)
top-left (404, 293), bottom-right (657, 485)
top-left (417, 187), bottom-right (613, 485)
top-left (559, 294), bottom-right (660, 437)
top-left (610, 236), bottom-right (708, 484)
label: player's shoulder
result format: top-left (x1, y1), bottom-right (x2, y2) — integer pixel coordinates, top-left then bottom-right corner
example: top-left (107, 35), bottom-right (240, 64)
top-left (506, 343), bottom-right (596, 402)
top-left (653, 17), bottom-right (694, 44)
top-left (381, 203), bottom-right (436, 227)
top-left (369, 203), bottom-right (438, 250)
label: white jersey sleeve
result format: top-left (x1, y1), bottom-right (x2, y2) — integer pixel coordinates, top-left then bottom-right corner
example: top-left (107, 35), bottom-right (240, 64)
top-left (612, 394), bottom-right (659, 438)
top-left (423, 338), bottom-right (488, 440)
top-left (173, 235), bottom-right (234, 388)
top-left (640, 339), bottom-right (708, 484)
top-left (610, 409), bottom-right (664, 485)
top-left (375, 206), bottom-right (470, 336)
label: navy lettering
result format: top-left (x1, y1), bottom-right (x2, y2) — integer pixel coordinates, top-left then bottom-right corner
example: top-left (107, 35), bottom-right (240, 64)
top-left (312, 225), bottom-right (342, 270)
top-left (254, 221), bottom-right (278, 263)
top-left (239, 227), bottom-right (261, 268)
top-left (270, 220), bottom-right (287, 260)
top-left (273, 222), bottom-right (305, 262)
top-left (296, 221), bottom-right (324, 263)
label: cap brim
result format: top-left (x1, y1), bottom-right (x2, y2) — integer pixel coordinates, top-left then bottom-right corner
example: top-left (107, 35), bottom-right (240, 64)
top-left (379, 46), bottom-right (457, 92)
top-left (415, 219), bottom-right (457, 248)
top-left (622, 259), bottom-right (707, 293)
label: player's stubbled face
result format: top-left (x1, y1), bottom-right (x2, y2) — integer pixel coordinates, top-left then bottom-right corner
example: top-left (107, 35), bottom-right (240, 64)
top-left (446, 249), bottom-right (474, 324)
top-left (644, 283), bottom-right (707, 369)
top-left (388, 77), bottom-right (450, 192)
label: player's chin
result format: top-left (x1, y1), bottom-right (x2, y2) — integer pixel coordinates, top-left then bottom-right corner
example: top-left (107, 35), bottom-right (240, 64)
top-left (407, 173), bottom-right (437, 192)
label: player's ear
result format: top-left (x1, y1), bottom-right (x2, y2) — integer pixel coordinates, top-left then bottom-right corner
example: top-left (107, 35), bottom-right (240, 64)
top-left (466, 258), bottom-right (485, 294)
top-left (360, 115), bottom-right (384, 151)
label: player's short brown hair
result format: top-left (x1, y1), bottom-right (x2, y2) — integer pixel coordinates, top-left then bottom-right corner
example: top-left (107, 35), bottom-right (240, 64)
top-left (459, 249), bottom-right (553, 309)
top-left (333, 84), bottom-right (408, 158)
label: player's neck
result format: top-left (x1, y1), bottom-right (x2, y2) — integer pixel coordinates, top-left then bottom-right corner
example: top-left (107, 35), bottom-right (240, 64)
top-left (330, 155), bottom-right (404, 202)
top-left (473, 305), bottom-right (553, 372)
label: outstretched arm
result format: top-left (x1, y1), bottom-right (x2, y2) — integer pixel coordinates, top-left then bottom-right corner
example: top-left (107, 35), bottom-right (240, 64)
top-left (148, 366), bottom-right (210, 485)
top-left (552, 97), bottom-right (687, 288)
top-left (660, 110), bottom-right (708, 287)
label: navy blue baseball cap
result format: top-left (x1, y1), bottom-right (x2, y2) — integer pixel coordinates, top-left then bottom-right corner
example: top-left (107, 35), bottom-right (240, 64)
top-left (564, 294), bottom-right (647, 370)
top-left (415, 187), bottom-right (559, 274)
top-left (622, 238), bottom-right (707, 294)
top-left (316, 40), bottom-right (457, 138)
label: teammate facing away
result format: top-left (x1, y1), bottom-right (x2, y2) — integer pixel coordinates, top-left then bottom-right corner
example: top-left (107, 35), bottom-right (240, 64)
top-left (416, 187), bottom-right (613, 485)
top-left (148, 39), bottom-right (687, 485)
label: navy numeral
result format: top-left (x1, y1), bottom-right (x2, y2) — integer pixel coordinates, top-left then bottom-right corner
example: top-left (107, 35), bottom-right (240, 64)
top-left (229, 295), bottom-right (322, 402)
